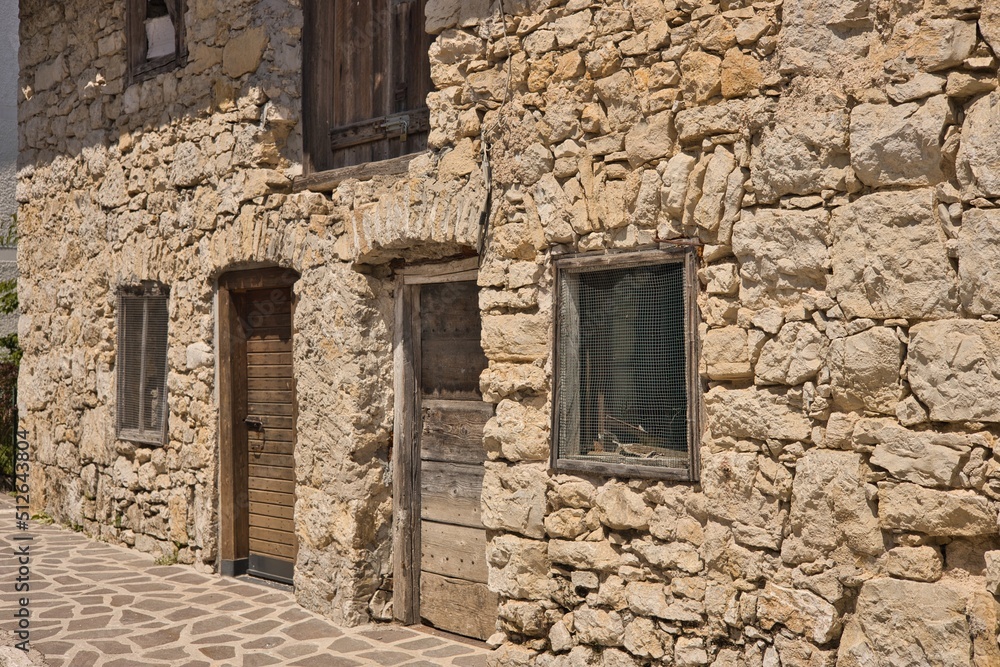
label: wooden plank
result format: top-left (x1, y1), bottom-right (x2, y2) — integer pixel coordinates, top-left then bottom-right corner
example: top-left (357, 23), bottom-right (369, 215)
top-left (250, 501), bottom-right (294, 521)
top-left (238, 296), bottom-right (292, 313)
top-left (248, 477), bottom-right (295, 494)
top-left (248, 428), bottom-right (295, 445)
top-left (420, 460), bottom-right (483, 528)
top-left (393, 283), bottom-right (421, 625)
top-left (249, 513), bottom-right (295, 533)
top-left (420, 572), bottom-right (498, 641)
top-left (249, 464), bottom-right (295, 481)
top-left (247, 340), bottom-right (293, 354)
top-left (249, 489), bottom-right (295, 507)
top-left (420, 400), bottom-right (491, 464)
top-left (250, 525), bottom-right (296, 545)
top-left (248, 390), bottom-right (293, 404)
top-left (330, 109), bottom-right (431, 151)
top-left (245, 415), bottom-right (293, 429)
top-left (302, 0), bottom-right (336, 172)
top-left (554, 248), bottom-right (689, 271)
top-left (293, 154), bottom-right (418, 193)
top-left (251, 325), bottom-right (292, 342)
top-left (246, 324), bottom-right (292, 338)
top-left (242, 309), bottom-right (293, 324)
top-left (420, 521), bottom-right (488, 582)
top-left (248, 352), bottom-right (293, 366)
top-left (246, 452), bottom-right (294, 468)
top-left (250, 538), bottom-right (296, 560)
top-left (219, 285), bottom-right (248, 563)
top-left (397, 257), bottom-right (479, 278)
top-left (392, 0), bottom-right (432, 156)
top-left (247, 402), bottom-right (295, 416)
top-left (220, 269), bottom-right (300, 291)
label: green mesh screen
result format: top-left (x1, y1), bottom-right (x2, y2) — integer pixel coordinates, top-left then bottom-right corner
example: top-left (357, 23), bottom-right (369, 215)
top-left (557, 260), bottom-right (690, 471)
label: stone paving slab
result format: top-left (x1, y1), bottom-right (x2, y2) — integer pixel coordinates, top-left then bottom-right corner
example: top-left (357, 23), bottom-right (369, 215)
top-left (0, 497), bottom-right (491, 666)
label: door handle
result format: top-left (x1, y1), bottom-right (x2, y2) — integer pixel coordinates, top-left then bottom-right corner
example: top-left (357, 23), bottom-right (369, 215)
top-left (244, 416), bottom-right (264, 431)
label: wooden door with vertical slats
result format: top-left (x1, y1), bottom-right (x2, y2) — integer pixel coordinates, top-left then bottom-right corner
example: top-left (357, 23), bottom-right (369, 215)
top-left (237, 287), bottom-right (298, 585)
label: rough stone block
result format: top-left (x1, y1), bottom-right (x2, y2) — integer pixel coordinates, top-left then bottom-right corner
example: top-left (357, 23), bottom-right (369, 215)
top-left (958, 209), bottom-right (1000, 315)
top-left (908, 320), bottom-right (1000, 422)
top-left (749, 87), bottom-right (852, 202)
top-left (222, 26), bottom-right (268, 78)
top-left (849, 95), bottom-right (950, 187)
top-left (701, 451), bottom-right (782, 534)
top-left (879, 483), bottom-right (995, 536)
top-left (837, 579), bottom-right (990, 666)
top-left (957, 91), bottom-right (1000, 197)
top-left (705, 386), bottom-right (812, 442)
top-left (701, 326), bottom-right (751, 380)
top-left (757, 583), bottom-right (840, 644)
top-left (788, 450), bottom-right (882, 559)
top-left (880, 546), bottom-right (943, 582)
top-left (481, 462), bottom-right (547, 539)
top-left (732, 208), bottom-right (830, 308)
top-left (829, 327), bottom-right (903, 415)
top-left (829, 189), bottom-right (958, 319)
top-left (595, 482), bottom-right (652, 531)
top-left (755, 322), bottom-right (827, 386)
top-left (868, 421), bottom-right (973, 487)
top-left (488, 534), bottom-right (555, 600)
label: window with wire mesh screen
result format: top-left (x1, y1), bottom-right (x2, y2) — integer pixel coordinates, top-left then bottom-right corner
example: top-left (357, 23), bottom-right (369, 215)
top-left (553, 249), bottom-right (700, 480)
top-left (116, 285), bottom-right (169, 445)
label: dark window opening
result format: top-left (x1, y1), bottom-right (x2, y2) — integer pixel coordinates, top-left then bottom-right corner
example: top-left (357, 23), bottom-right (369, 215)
top-left (127, 0), bottom-right (187, 85)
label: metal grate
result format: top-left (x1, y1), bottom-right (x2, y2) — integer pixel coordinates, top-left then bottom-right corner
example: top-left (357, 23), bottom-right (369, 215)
top-left (117, 289), bottom-right (169, 445)
top-left (556, 258), bottom-right (692, 473)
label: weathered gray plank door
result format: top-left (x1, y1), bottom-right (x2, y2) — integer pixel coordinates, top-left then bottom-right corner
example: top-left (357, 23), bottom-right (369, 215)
top-left (394, 263), bottom-right (498, 640)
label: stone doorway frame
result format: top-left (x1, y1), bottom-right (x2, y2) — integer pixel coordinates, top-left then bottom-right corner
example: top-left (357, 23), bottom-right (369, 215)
top-left (217, 266), bottom-right (300, 580)
top-left (391, 256), bottom-right (481, 624)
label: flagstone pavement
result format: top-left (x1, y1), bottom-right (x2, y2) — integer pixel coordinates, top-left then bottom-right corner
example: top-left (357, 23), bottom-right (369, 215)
top-left (0, 496), bottom-right (493, 666)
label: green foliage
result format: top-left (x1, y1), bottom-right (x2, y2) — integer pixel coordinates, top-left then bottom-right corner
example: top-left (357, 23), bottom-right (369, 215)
top-left (31, 513), bottom-right (54, 525)
top-left (154, 549), bottom-right (179, 566)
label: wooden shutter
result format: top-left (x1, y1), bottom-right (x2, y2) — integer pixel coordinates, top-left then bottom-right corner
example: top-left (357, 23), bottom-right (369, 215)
top-left (126, 0), bottom-right (149, 79)
top-left (117, 290), bottom-right (169, 445)
top-left (304, 0), bottom-right (433, 171)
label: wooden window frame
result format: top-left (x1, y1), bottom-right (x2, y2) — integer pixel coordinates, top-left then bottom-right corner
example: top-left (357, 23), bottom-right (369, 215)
top-left (116, 284), bottom-right (170, 446)
top-left (551, 247), bottom-right (702, 482)
top-left (126, 0), bottom-right (188, 86)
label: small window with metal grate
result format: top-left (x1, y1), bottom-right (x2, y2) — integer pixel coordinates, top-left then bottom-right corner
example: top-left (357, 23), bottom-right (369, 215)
top-left (116, 284), bottom-right (169, 445)
top-left (553, 248), bottom-right (701, 481)
top-left (126, 0), bottom-right (187, 86)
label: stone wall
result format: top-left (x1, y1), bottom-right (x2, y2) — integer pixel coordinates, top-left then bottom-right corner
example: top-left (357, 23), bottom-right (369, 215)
top-left (17, 0), bottom-right (1000, 664)
top-left (16, 0), bottom-right (482, 625)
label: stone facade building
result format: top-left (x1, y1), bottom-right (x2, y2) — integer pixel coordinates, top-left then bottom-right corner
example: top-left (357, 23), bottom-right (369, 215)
top-left (16, 0), bottom-right (1000, 664)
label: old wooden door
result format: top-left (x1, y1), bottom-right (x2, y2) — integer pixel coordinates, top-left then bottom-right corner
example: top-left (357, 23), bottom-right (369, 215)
top-left (394, 264), bottom-right (499, 639)
top-left (219, 269), bottom-right (299, 586)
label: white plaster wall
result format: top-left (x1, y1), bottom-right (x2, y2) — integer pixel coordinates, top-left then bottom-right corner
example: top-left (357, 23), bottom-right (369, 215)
top-left (0, 0), bottom-right (18, 241)
top-left (0, 0), bottom-right (17, 339)
top-left (0, 0), bottom-right (16, 235)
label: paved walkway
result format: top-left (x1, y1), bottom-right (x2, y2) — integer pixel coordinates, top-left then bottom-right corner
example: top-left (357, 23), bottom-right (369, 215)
top-left (0, 497), bottom-right (492, 666)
